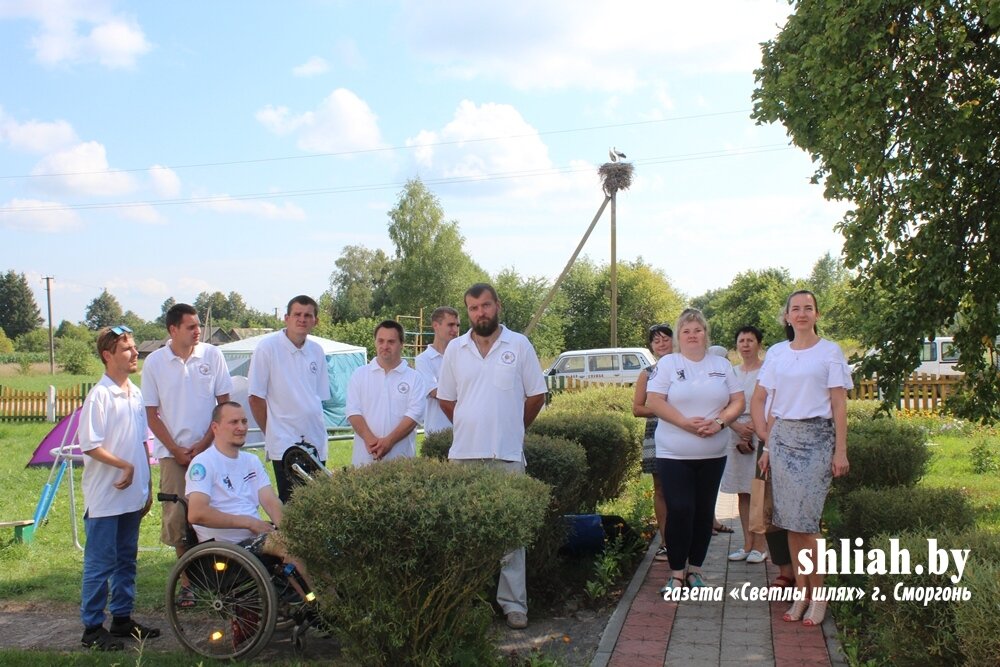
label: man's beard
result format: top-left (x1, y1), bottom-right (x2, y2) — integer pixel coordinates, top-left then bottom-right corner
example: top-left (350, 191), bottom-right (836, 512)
top-left (472, 312), bottom-right (499, 337)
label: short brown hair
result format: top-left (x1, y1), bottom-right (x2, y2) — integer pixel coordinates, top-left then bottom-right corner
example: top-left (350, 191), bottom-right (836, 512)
top-left (430, 306), bottom-right (459, 323)
top-left (286, 295), bottom-right (318, 316)
top-left (464, 283), bottom-right (499, 303)
top-left (211, 400), bottom-right (244, 423)
top-left (96, 327), bottom-right (132, 365)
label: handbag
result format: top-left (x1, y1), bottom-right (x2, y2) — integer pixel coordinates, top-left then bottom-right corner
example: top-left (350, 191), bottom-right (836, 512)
top-left (749, 472), bottom-right (773, 534)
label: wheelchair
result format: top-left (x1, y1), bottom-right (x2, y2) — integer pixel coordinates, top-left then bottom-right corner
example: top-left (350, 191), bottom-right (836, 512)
top-left (161, 441), bottom-right (331, 661)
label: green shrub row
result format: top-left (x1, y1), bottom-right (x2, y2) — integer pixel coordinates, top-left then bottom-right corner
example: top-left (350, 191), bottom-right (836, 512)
top-left (832, 486), bottom-right (975, 541)
top-left (857, 529), bottom-right (1000, 665)
top-left (834, 417), bottom-right (930, 493)
top-left (0, 352), bottom-right (47, 364)
top-left (282, 458), bottom-right (550, 666)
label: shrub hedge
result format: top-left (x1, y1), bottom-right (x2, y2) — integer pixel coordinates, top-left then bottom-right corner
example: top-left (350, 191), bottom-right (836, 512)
top-left (833, 486), bottom-right (975, 541)
top-left (845, 399), bottom-right (884, 420)
top-left (547, 385), bottom-right (635, 415)
top-left (834, 417), bottom-right (930, 493)
top-left (862, 529), bottom-right (1000, 665)
top-left (530, 410), bottom-right (640, 512)
top-left (282, 458), bottom-right (550, 666)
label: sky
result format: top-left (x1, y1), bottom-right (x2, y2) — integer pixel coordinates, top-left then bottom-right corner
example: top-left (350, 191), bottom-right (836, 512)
top-left (0, 0), bottom-right (850, 326)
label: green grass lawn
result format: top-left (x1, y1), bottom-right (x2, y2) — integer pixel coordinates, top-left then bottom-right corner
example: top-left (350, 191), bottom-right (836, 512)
top-left (921, 433), bottom-right (1000, 527)
top-left (0, 420), bottom-right (354, 610)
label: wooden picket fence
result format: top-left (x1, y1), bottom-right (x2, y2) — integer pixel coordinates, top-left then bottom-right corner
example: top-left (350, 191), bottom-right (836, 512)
top-left (849, 373), bottom-right (961, 412)
top-left (0, 384), bottom-right (94, 422)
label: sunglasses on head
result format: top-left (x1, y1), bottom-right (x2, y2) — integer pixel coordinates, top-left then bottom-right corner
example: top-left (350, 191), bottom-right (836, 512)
top-left (648, 324), bottom-right (672, 335)
top-left (110, 325), bottom-right (133, 336)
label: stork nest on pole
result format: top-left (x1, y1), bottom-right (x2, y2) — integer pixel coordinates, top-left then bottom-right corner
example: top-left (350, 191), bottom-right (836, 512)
top-left (598, 162), bottom-right (634, 196)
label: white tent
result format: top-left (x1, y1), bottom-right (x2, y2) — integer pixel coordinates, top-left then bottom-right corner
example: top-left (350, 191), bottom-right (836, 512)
top-left (219, 334), bottom-right (367, 428)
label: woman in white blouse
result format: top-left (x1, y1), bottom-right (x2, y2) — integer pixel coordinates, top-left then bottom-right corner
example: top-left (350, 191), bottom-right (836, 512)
top-left (647, 308), bottom-right (744, 594)
top-left (751, 290), bottom-right (852, 627)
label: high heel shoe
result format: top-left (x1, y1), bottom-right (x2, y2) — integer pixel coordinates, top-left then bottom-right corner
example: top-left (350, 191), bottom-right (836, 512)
top-left (802, 599), bottom-right (827, 627)
top-left (782, 599), bottom-right (808, 622)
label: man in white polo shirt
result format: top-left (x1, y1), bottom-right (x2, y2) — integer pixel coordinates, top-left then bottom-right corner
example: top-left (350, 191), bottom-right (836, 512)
top-left (437, 283), bottom-right (547, 630)
top-left (346, 320), bottom-right (425, 466)
top-left (414, 306), bottom-right (460, 435)
top-left (142, 303), bottom-right (232, 583)
top-left (248, 295), bottom-right (331, 502)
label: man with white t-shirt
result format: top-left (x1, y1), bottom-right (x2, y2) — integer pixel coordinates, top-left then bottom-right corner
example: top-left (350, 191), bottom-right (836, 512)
top-left (437, 283), bottom-right (547, 630)
top-left (414, 306), bottom-right (460, 435)
top-left (346, 320), bottom-right (426, 466)
top-left (78, 326), bottom-right (159, 651)
top-left (248, 295), bottom-right (331, 502)
top-left (143, 303), bottom-right (232, 575)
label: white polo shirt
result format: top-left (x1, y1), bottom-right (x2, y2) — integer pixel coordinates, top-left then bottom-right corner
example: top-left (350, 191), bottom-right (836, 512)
top-left (757, 338), bottom-right (853, 419)
top-left (346, 358), bottom-right (426, 467)
top-left (142, 341), bottom-right (233, 459)
top-left (247, 330), bottom-right (331, 461)
top-left (415, 345), bottom-right (451, 434)
top-left (186, 445), bottom-right (269, 544)
top-left (78, 375), bottom-right (151, 518)
top-left (437, 325), bottom-right (547, 462)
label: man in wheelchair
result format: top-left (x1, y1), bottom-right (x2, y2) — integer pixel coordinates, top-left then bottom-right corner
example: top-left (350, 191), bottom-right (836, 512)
top-left (185, 401), bottom-right (313, 594)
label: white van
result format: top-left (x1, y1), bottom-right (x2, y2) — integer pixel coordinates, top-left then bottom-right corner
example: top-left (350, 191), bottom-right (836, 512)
top-left (545, 348), bottom-right (656, 385)
top-left (914, 337), bottom-right (962, 376)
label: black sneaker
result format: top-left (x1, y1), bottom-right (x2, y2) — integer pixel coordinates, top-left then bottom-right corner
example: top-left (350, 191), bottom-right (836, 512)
top-left (82, 626), bottom-right (124, 651)
top-left (109, 618), bottom-right (161, 640)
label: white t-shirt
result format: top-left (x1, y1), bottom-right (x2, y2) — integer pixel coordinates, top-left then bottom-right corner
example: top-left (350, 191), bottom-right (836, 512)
top-left (346, 358), bottom-right (426, 467)
top-left (415, 345), bottom-right (451, 434)
top-left (142, 341), bottom-right (233, 459)
top-left (186, 445), bottom-right (270, 544)
top-left (757, 338), bottom-right (853, 419)
top-left (247, 331), bottom-right (332, 461)
top-left (78, 375), bottom-right (151, 518)
top-left (437, 325), bottom-right (547, 462)
top-left (647, 352), bottom-right (742, 459)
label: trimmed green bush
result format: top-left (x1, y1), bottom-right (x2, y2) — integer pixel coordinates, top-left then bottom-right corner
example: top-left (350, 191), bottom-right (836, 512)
top-left (547, 385), bottom-right (635, 415)
top-left (862, 529), bottom-right (1000, 665)
top-left (834, 418), bottom-right (930, 493)
top-left (531, 410), bottom-right (640, 512)
top-left (282, 458), bottom-right (549, 667)
top-left (421, 427), bottom-right (452, 461)
top-left (834, 486), bottom-right (975, 541)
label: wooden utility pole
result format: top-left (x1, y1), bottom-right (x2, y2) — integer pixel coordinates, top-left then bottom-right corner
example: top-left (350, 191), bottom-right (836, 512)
top-left (610, 191), bottom-right (618, 347)
top-left (44, 276), bottom-right (55, 374)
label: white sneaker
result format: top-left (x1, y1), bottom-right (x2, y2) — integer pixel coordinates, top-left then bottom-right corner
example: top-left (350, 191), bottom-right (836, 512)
top-left (746, 550), bottom-right (768, 564)
top-left (728, 548), bottom-right (749, 561)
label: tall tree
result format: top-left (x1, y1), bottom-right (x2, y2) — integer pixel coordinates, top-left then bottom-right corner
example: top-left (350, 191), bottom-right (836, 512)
top-left (753, 1), bottom-right (1000, 418)
top-left (386, 179), bottom-right (486, 316)
top-left (0, 270), bottom-right (42, 339)
top-left (156, 297), bottom-right (176, 325)
top-left (700, 268), bottom-right (795, 348)
top-left (84, 289), bottom-right (124, 330)
top-left (326, 245), bottom-right (394, 322)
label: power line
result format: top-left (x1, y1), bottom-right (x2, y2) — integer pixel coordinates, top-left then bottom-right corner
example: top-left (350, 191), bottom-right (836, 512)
top-left (0, 109), bottom-right (752, 181)
top-left (0, 143), bottom-right (791, 215)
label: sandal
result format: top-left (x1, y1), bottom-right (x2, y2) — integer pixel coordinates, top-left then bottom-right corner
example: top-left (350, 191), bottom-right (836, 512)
top-left (783, 599), bottom-right (809, 622)
top-left (176, 585), bottom-right (196, 609)
top-left (659, 576), bottom-right (685, 596)
top-left (770, 575), bottom-right (795, 589)
top-left (685, 572), bottom-right (706, 588)
top-left (802, 600), bottom-right (828, 627)
top-left (714, 523), bottom-right (734, 534)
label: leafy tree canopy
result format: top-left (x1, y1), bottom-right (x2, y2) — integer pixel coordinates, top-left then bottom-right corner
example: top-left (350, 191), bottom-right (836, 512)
top-left (753, 0), bottom-right (1000, 419)
top-left (0, 270), bottom-right (42, 339)
top-left (492, 267), bottom-right (567, 359)
top-left (325, 245), bottom-right (394, 322)
top-left (84, 289), bottom-right (124, 330)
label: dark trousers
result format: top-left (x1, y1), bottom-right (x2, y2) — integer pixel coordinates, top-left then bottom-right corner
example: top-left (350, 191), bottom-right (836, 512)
top-left (765, 529), bottom-right (792, 566)
top-left (271, 458), bottom-right (325, 503)
top-left (656, 456), bottom-right (727, 571)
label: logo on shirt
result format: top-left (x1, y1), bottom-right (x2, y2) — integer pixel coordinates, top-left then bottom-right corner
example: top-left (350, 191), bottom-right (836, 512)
top-left (198, 363), bottom-right (210, 376)
top-left (501, 351), bottom-right (516, 365)
top-left (708, 371), bottom-right (727, 378)
top-left (189, 463), bottom-right (206, 482)
top-left (222, 474), bottom-right (234, 491)
top-left (309, 361), bottom-right (318, 374)
top-left (397, 382), bottom-right (410, 394)
top-left (676, 369), bottom-right (686, 381)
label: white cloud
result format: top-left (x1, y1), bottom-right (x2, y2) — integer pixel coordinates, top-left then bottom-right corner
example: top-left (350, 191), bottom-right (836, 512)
top-left (106, 276), bottom-right (169, 297)
top-left (255, 88), bottom-right (384, 153)
top-left (148, 164), bottom-right (181, 197)
top-left (292, 56), bottom-right (329, 78)
top-left (199, 195), bottom-right (307, 220)
top-left (117, 203), bottom-right (164, 225)
top-left (0, 106), bottom-right (78, 153)
top-left (0, 2), bottom-right (151, 69)
top-left (31, 140), bottom-right (136, 196)
top-left (178, 277), bottom-right (213, 294)
top-left (0, 198), bottom-right (81, 232)
top-left (399, 0), bottom-right (790, 91)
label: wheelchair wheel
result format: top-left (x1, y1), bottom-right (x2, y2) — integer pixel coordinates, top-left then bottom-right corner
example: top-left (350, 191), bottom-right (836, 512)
top-left (166, 541), bottom-right (278, 661)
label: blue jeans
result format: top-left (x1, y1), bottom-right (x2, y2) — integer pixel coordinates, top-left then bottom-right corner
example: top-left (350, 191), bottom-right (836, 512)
top-left (81, 509), bottom-right (142, 628)
top-left (656, 456), bottom-right (727, 571)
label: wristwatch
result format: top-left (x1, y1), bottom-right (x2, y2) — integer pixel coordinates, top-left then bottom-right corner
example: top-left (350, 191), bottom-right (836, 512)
top-left (714, 418), bottom-right (726, 429)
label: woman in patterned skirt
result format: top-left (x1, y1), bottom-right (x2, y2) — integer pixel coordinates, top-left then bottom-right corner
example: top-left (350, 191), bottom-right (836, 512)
top-left (752, 290), bottom-right (852, 627)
